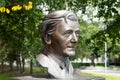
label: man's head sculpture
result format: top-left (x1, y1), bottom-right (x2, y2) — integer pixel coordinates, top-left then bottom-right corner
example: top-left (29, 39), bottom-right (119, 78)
top-left (37, 10), bottom-right (80, 78)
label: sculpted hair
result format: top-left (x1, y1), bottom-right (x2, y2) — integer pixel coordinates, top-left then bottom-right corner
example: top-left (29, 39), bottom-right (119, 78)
top-left (39, 10), bottom-right (78, 45)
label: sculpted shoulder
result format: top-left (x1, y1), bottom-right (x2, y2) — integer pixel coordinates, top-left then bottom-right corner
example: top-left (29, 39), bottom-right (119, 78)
top-left (37, 53), bottom-right (46, 59)
top-left (36, 53), bottom-right (50, 67)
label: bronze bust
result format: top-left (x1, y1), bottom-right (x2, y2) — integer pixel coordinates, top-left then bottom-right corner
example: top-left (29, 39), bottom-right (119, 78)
top-left (37, 10), bottom-right (80, 78)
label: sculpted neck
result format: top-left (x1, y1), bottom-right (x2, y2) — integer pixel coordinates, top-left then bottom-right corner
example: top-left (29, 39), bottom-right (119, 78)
top-left (43, 45), bottom-right (68, 62)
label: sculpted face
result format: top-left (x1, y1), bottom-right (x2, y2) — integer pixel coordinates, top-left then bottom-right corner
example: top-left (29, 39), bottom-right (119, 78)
top-left (51, 18), bottom-right (80, 57)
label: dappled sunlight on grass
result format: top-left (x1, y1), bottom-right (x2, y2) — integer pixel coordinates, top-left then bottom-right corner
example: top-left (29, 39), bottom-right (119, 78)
top-left (82, 73), bottom-right (120, 80)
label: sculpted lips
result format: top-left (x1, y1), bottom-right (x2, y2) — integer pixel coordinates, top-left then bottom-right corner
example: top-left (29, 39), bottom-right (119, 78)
top-left (67, 44), bottom-right (76, 48)
top-left (67, 46), bottom-right (75, 48)
top-left (67, 46), bottom-right (76, 50)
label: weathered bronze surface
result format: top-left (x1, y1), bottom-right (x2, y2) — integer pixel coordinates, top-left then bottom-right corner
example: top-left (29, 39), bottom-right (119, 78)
top-left (37, 10), bottom-right (80, 78)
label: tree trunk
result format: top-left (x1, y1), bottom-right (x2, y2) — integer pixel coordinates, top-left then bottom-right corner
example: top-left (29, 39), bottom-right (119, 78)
top-left (1, 61), bottom-right (4, 73)
top-left (16, 60), bottom-right (19, 70)
top-left (22, 58), bottom-right (25, 73)
top-left (91, 58), bottom-right (95, 66)
top-left (16, 53), bottom-right (19, 70)
top-left (18, 53), bottom-right (22, 73)
top-left (91, 54), bottom-right (95, 66)
top-left (9, 62), bottom-right (13, 71)
top-left (30, 59), bottom-right (33, 74)
top-left (81, 58), bottom-right (83, 66)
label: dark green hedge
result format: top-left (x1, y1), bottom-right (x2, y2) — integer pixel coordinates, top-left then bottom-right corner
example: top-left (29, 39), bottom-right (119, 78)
top-left (72, 62), bottom-right (105, 68)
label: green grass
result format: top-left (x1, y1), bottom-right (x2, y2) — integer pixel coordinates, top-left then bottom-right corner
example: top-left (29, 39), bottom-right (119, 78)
top-left (0, 73), bottom-right (17, 80)
top-left (1, 72), bottom-right (120, 80)
top-left (25, 67), bottom-right (48, 73)
top-left (0, 67), bottom-right (47, 80)
top-left (82, 73), bottom-right (120, 80)
top-left (1, 66), bottom-right (120, 80)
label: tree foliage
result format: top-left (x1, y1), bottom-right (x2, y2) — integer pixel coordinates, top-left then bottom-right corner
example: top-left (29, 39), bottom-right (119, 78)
top-left (0, 0), bottom-right (120, 71)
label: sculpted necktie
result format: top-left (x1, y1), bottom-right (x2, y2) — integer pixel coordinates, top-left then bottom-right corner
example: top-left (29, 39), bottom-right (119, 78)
top-left (59, 59), bottom-right (69, 73)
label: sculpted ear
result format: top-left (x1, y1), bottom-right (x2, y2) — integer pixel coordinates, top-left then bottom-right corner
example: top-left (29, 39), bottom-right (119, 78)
top-left (44, 34), bottom-right (51, 44)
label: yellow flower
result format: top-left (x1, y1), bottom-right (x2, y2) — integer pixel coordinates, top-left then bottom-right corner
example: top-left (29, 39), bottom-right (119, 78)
top-left (12, 5), bottom-right (22, 11)
top-left (17, 5), bottom-right (22, 10)
top-left (25, 5), bottom-right (32, 10)
top-left (24, 1), bottom-right (33, 10)
top-left (12, 6), bottom-right (17, 11)
top-left (6, 8), bottom-right (10, 14)
top-left (0, 7), bottom-right (5, 13)
top-left (29, 1), bottom-right (32, 5)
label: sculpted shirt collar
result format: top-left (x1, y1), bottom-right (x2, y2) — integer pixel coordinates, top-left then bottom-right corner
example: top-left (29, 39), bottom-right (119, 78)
top-left (48, 53), bottom-right (69, 70)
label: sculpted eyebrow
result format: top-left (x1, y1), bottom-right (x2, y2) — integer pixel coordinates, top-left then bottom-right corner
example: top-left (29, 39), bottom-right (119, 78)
top-left (76, 30), bottom-right (80, 33)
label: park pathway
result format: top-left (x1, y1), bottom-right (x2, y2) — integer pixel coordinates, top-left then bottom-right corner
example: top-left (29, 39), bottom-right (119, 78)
top-left (80, 66), bottom-right (120, 76)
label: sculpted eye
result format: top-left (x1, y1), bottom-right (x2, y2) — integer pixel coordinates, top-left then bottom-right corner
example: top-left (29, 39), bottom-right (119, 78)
top-left (75, 31), bottom-right (80, 37)
top-left (66, 30), bottom-right (73, 34)
top-left (64, 30), bottom-right (73, 37)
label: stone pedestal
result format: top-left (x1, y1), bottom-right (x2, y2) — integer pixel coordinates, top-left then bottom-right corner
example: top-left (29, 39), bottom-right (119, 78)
top-left (10, 74), bottom-right (105, 80)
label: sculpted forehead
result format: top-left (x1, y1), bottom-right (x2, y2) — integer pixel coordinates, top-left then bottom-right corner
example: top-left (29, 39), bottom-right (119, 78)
top-left (66, 18), bottom-right (79, 28)
top-left (56, 19), bottom-right (79, 33)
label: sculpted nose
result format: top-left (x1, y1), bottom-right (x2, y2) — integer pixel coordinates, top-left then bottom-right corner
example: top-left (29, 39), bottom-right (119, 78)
top-left (71, 33), bottom-right (78, 42)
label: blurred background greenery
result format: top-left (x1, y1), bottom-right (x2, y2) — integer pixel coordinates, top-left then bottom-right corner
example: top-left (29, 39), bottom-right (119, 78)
top-left (0, 0), bottom-right (120, 80)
